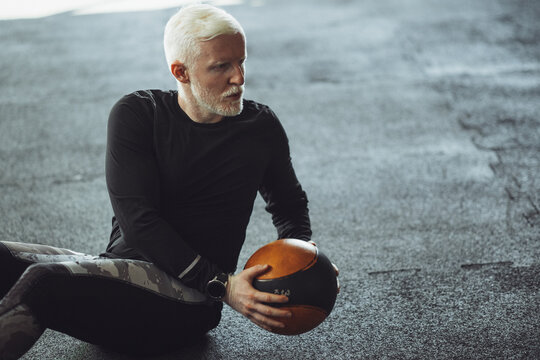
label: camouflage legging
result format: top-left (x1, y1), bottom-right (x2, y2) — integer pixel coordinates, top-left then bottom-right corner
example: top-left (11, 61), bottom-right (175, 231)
top-left (0, 241), bottom-right (221, 359)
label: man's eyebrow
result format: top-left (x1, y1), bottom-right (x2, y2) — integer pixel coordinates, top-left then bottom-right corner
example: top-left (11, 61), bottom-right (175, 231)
top-left (210, 56), bottom-right (247, 65)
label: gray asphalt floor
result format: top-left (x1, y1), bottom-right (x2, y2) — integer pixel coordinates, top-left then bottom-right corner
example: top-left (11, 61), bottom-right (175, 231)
top-left (1, 0), bottom-right (539, 359)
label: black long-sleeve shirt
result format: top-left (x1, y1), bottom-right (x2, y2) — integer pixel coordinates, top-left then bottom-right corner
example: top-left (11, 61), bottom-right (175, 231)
top-left (104, 90), bottom-right (311, 292)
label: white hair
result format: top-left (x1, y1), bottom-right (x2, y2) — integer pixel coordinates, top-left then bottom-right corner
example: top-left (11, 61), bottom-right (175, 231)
top-left (163, 4), bottom-right (245, 68)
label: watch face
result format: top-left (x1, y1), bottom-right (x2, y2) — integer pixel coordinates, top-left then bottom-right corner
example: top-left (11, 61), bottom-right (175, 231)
top-left (207, 279), bottom-right (226, 299)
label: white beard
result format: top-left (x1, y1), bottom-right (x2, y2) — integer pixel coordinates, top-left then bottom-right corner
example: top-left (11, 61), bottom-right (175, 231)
top-left (191, 81), bottom-right (244, 117)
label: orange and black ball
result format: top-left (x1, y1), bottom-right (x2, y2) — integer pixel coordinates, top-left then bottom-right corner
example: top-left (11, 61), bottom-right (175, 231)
top-left (244, 238), bottom-right (338, 335)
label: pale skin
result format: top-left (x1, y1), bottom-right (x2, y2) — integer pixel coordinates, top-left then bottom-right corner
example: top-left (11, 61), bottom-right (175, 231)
top-left (169, 33), bottom-right (339, 332)
top-left (171, 32), bottom-right (246, 124)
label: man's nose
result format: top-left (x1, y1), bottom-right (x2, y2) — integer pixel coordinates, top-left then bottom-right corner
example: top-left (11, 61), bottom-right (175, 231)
top-left (230, 64), bottom-right (245, 85)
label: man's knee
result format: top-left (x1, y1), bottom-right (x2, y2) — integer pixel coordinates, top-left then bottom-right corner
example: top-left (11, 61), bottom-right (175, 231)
top-left (22, 262), bottom-right (71, 280)
top-left (5, 262), bottom-right (72, 306)
top-left (0, 242), bottom-right (32, 299)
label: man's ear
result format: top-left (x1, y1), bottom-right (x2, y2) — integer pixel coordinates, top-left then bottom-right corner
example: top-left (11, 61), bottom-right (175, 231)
top-left (171, 61), bottom-right (189, 83)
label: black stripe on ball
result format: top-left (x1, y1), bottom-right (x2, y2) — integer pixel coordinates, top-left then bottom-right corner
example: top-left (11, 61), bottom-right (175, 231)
top-left (253, 249), bottom-right (337, 314)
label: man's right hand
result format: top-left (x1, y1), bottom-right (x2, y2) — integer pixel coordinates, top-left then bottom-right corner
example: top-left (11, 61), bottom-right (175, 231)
top-left (223, 264), bottom-right (292, 332)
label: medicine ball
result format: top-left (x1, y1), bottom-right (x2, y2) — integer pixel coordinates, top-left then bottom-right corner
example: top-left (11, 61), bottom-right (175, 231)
top-left (244, 238), bottom-right (338, 335)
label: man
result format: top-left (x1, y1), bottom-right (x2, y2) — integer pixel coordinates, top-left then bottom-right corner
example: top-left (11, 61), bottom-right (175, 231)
top-left (0, 4), bottom-right (337, 359)
top-left (104, 3), bottom-right (314, 332)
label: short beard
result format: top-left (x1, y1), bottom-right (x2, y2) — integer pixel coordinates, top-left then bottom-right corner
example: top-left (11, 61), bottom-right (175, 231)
top-left (191, 81), bottom-right (244, 117)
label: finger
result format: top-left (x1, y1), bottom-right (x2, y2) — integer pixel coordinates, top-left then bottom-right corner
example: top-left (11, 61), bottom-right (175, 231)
top-left (249, 311), bottom-right (288, 330)
top-left (332, 263), bottom-right (339, 276)
top-left (252, 302), bottom-right (292, 319)
top-left (242, 264), bottom-right (270, 280)
top-left (253, 317), bottom-right (283, 332)
top-left (254, 290), bottom-right (289, 305)
top-left (255, 321), bottom-right (273, 332)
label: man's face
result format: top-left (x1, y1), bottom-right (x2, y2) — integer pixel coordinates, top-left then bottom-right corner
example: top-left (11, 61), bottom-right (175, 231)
top-left (189, 32), bottom-right (246, 117)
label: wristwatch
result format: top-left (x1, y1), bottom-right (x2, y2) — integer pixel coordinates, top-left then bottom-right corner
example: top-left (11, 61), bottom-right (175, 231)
top-left (206, 273), bottom-right (229, 301)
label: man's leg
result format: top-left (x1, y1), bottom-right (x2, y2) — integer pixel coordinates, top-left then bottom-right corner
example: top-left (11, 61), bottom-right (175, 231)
top-left (0, 304), bottom-right (44, 360)
top-left (0, 256), bottom-right (220, 358)
top-left (0, 241), bottom-right (95, 298)
top-left (0, 262), bottom-right (69, 360)
top-left (0, 241), bottom-right (99, 359)
top-left (29, 258), bottom-right (221, 354)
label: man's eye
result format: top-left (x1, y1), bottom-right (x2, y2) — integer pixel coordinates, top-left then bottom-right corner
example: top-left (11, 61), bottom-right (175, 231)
top-left (214, 63), bottom-right (229, 70)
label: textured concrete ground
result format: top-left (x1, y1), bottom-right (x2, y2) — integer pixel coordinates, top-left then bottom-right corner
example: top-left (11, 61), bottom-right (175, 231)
top-left (1, 0), bottom-right (539, 359)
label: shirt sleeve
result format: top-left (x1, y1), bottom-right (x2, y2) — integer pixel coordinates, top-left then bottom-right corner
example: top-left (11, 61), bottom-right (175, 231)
top-left (105, 97), bottom-right (220, 292)
top-left (258, 111), bottom-right (312, 241)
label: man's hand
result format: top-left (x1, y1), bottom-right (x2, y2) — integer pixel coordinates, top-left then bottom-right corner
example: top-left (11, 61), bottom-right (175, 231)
top-left (223, 264), bottom-right (292, 332)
